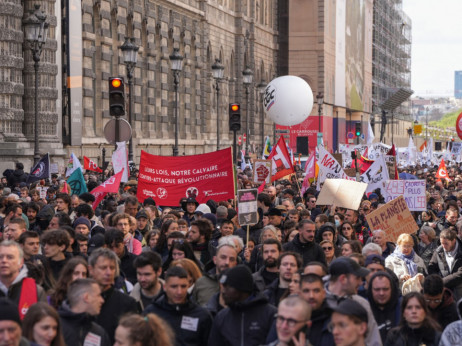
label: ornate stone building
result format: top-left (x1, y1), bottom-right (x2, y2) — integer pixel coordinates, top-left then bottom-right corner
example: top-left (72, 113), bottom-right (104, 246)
top-left (0, 0), bottom-right (278, 172)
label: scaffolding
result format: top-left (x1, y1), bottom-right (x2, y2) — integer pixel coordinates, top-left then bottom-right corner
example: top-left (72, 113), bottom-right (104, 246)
top-left (372, 0), bottom-right (412, 121)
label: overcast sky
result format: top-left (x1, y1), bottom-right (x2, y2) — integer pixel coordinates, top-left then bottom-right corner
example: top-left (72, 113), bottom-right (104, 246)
top-left (402, 0), bottom-right (462, 97)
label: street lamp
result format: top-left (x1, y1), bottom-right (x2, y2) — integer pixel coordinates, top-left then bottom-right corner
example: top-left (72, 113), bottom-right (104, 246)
top-left (169, 48), bottom-right (183, 156)
top-left (120, 37), bottom-right (139, 163)
top-left (257, 79), bottom-right (267, 152)
top-left (242, 66), bottom-right (253, 163)
top-left (211, 59), bottom-right (224, 151)
top-left (23, 4), bottom-right (49, 164)
top-left (425, 106), bottom-right (429, 143)
top-left (316, 92), bottom-right (324, 145)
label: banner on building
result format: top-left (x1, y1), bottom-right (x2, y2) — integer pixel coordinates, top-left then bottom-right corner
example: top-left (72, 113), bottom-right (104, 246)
top-left (382, 180), bottom-right (427, 211)
top-left (137, 148), bottom-right (235, 205)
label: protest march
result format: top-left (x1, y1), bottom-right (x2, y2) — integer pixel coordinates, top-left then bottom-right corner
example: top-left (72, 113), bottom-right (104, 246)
top-left (2, 136), bottom-right (462, 346)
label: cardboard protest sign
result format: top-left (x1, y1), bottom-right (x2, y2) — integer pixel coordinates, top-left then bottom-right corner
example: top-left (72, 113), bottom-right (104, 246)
top-left (137, 148), bottom-right (235, 205)
top-left (317, 146), bottom-right (355, 184)
top-left (252, 160), bottom-right (272, 184)
top-left (237, 189), bottom-right (258, 226)
top-left (382, 180), bottom-right (426, 211)
top-left (316, 179), bottom-right (368, 210)
top-left (365, 195), bottom-right (419, 242)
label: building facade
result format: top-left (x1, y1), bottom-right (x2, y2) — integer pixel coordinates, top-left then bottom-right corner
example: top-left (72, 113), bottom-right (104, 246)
top-left (0, 0), bottom-right (278, 172)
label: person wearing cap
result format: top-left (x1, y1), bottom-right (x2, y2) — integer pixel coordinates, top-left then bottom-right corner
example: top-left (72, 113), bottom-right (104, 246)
top-left (135, 209), bottom-right (151, 238)
top-left (329, 299), bottom-right (369, 346)
top-left (208, 265), bottom-right (277, 346)
top-left (325, 257), bottom-right (382, 346)
top-left (182, 197), bottom-right (199, 226)
top-left (144, 266), bottom-right (212, 346)
top-left (195, 203), bottom-right (211, 218)
top-left (268, 208), bottom-right (284, 228)
top-left (0, 297), bottom-right (33, 346)
top-left (73, 217), bottom-right (91, 237)
top-left (283, 220), bottom-right (326, 267)
top-left (366, 271), bottom-right (401, 343)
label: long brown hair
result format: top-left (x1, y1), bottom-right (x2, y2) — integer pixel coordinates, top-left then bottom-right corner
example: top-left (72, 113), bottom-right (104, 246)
top-left (49, 256), bottom-right (88, 308)
top-left (399, 292), bottom-right (441, 331)
top-left (118, 313), bottom-right (174, 346)
top-left (22, 302), bottom-right (66, 346)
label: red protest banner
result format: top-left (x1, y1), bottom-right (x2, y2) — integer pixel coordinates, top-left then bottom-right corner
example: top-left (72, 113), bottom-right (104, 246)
top-left (84, 156), bottom-right (103, 173)
top-left (90, 169), bottom-right (124, 210)
top-left (137, 148), bottom-right (235, 205)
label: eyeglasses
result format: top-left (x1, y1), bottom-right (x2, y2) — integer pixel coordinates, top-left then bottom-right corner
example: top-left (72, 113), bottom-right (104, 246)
top-left (275, 314), bottom-right (305, 328)
top-left (425, 298), bottom-right (442, 304)
top-left (322, 247), bottom-right (333, 251)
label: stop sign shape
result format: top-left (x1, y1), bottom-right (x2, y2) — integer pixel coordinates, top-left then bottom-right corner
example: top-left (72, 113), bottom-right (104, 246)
top-left (457, 112), bottom-right (462, 140)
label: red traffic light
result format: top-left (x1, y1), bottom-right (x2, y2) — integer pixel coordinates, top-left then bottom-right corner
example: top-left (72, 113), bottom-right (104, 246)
top-left (111, 78), bottom-right (122, 88)
top-left (231, 104), bottom-right (239, 112)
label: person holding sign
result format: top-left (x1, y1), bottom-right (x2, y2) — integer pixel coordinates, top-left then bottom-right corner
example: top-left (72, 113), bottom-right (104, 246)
top-left (385, 234), bottom-right (426, 292)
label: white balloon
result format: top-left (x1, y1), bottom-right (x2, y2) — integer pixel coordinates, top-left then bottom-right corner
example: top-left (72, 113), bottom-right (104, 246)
top-left (263, 75), bottom-right (314, 126)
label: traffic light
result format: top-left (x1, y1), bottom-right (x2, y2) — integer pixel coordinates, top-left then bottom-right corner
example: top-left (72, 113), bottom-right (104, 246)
top-left (109, 77), bottom-right (125, 116)
top-left (229, 103), bottom-right (241, 131)
top-left (355, 122), bottom-right (362, 137)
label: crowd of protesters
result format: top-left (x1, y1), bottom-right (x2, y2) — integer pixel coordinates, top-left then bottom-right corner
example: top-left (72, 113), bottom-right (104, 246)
top-left (2, 161), bottom-right (462, 346)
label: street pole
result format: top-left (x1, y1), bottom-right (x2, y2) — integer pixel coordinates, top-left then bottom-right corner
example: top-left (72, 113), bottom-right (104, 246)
top-left (216, 81), bottom-right (220, 151)
top-left (426, 107), bottom-right (428, 143)
top-left (233, 130), bottom-right (237, 164)
top-left (173, 71), bottom-right (179, 156)
top-left (127, 71), bottom-right (134, 162)
top-left (245, 85), bottom-right (250, 162)
top-left (34, 59), bottom-right (40, 164)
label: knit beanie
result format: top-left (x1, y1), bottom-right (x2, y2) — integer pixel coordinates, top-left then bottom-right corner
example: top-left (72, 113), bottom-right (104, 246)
top-left (220, 265), bottom-right (254, 293)
top-left (0, 298), bottom-right (21, 325)
top-left (73, 217), bottom-right (91, 230)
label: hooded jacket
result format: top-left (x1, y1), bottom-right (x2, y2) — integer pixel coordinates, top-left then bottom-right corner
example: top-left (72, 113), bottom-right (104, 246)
top-left (58, 304), bottom-right (111, 346)
top-left (282, 233), bottom-right (326, 266)
top-left (7, 168), bottom-right (27, 188)
top-left (367, 272), bottom-right (401, 343)
top-left (428, 287), bottom-right (459, 329)
top-left (0, 265), bottom-right (46, 305)
top-left (439, 298), bottom-right (462, 346)
top-left (33, 205), bottom-right (56, 234)
top-left (144, 292), bottom-right (212, 346)
top-left (208, 293), bottom-right (277, 346)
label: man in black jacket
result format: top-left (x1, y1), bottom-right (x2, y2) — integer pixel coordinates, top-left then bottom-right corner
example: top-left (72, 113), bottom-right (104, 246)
top-left (89, 248), bottom-right (139, 344)
top-left (208, 265), bottom-right (276, 346)
top-left (7, 162), bottom-right (27, 188)
top-left (144, 266), bottom-right (212, 346)
top-left (428, 229), bottom-right (462, 301)
top-left (59, 278), bottom-right (111, 346)
top-left (283, 219), bottom-right (326, 266)
top-left (253, 239), bottom-right (281, 292)
top-left (423, 274), bottom-right (459, 329)
top-left (104, 229), bottom-right (137, 284)
top-left (367, 271), bottom-right (401, 343)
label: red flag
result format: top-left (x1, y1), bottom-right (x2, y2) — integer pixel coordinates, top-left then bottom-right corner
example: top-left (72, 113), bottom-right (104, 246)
top-left (84, 156), bottom-right (103, 173)
top-left (61, 181), bottom-right (69, 194)
top-left (436, 159), bottom-right (451, 181)
top-left (268, 136), bottom-right (295, 182)
top-left (419, 141), bottom-right (427, 152)
top-left (90, 169), bottom-right (124, 210)
top-left (351, 151), bottom-right (374, 174)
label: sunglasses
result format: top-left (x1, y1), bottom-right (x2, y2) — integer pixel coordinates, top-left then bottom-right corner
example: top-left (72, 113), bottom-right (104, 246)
top-left (322, 246), bottom-right (333, 251)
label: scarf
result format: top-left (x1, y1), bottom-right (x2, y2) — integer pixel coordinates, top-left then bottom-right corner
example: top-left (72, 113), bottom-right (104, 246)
top-left (393, 247), bottom-right (418, 277)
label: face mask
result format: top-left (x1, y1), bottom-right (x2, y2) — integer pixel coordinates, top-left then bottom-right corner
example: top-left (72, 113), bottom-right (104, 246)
top-left (335, 219), bottom-right (340, 228)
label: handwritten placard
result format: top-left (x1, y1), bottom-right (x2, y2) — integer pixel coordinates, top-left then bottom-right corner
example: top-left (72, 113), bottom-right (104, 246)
top-left (382, 180), bottom-right (426, 211)
top-left (366, 195), bottom-right (419, 243)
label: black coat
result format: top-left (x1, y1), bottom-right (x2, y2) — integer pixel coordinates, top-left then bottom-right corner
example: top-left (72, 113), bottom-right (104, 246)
top-left (119, 248), bottom-right (138, 284)
top-left (7, 169), bottom-right (27, 188)
top-left (282, 234), bottom-right (326, 266)
top-left (307, 301), bottom-right (334, 346)
top-left (59, 306), bottom-right (111, 346)
top-left (208, 293), bottom-right (277, 346)
top-left (96, 286), bottom-right (140, 344)
top-left (428, 288), bottom-right (459, 330)
top-left (144, 293), bottom-right (213, 346)
top-left (385, 324), bottom-right (441, 346)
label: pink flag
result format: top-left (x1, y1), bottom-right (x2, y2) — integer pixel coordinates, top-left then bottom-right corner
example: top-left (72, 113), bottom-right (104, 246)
top-left (90, 169), bottom-right (124, 210)
top-left (300, 152), bottom-right (315, 195)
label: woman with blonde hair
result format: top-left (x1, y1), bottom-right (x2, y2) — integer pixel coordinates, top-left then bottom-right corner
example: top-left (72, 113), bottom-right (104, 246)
top-left (114, 313), bottom-right (174, 346)
top-left (385, 233), bottom-right (426, 289)
top-left (170, 258), bottom-right (202, 293)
